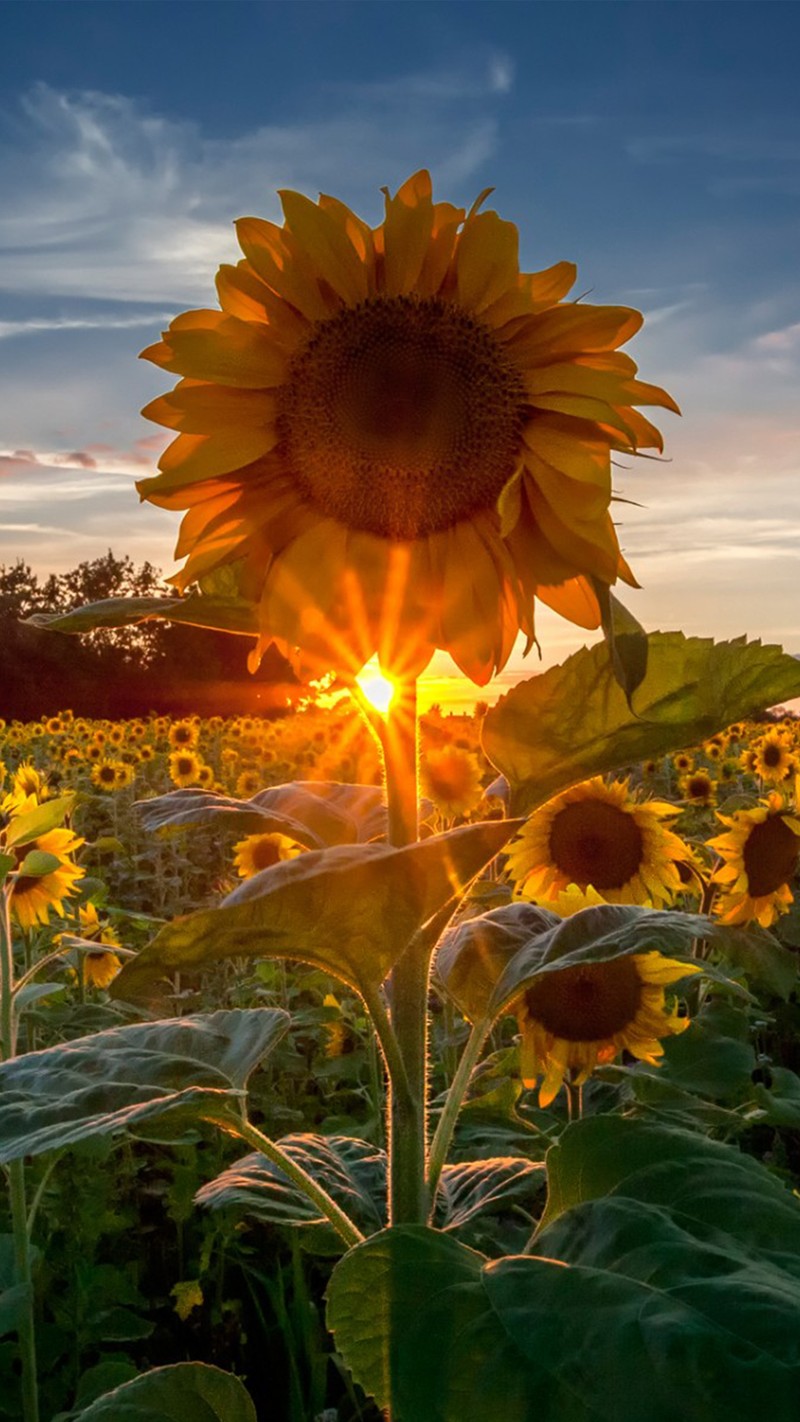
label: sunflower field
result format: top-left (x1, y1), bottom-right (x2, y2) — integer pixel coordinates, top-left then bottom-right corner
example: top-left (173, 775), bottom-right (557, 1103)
top-left (3, 171), bottom-right (800, 1422)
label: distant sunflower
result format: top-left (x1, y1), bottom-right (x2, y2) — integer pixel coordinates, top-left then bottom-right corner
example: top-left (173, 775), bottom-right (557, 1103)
top-left (169, 719), bottom-right (200, 750)
top-left (91, 760), bottom-right (122, 792)
top-left (753, 729), bottom-right (795, 785)
top-left (139, 170), bottom-right (677, 683)
top-left (83, 949), bottom-right (123, 989)
top-left (679, 768), bottom-right (716, 806)
top-left (233, 831), bottom-right (304, 878)
top-left (514, 951), bottom-right (699, 1107)
top-left (13, 762), bottom-right (48, 800)
top-left (421, 746), bottom-right (483, 819)
top-left (169, 750), bottom-right (203, 787)
top-left (506, 777), bottom-right (692, 907)
top-left (235, 769), bottom-right (261, 797)
top-left (671, 752), bottom-right (693, 775)
top-left (709, 792), bottom-right (800, 926)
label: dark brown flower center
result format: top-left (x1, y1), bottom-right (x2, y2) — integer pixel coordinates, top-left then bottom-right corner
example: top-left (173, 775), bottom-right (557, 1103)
top-left (743, 814), bottom-right (800, 897)
top-left (278, 296), bottom-right (526, 540)
top-left (549, 800), bottom-right (644, 889)
top-left (249, 839), bottom-right (282, 872)
top-left (762, 744), bottom-right (783, 768)
top-left (524, 956), bottom-right (643, 1041)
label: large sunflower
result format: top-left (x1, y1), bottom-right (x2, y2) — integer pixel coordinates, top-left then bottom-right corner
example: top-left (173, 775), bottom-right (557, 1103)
top-left (9, 826), bottom-right (85, 929)
top-left (139, 171), bottom-right (677, 683)
top-left (709, 792), bottom-right (800, 926)
top-left (506, 777), bottom-right (692, 907)
top-left (515, 950), bottom-right (698, 1107)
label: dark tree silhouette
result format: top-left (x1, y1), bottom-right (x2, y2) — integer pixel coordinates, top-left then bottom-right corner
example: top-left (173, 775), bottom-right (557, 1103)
top-left (0, 553), bottom-right (297, 720)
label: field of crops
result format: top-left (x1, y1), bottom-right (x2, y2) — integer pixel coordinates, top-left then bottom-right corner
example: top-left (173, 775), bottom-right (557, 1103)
top-left (2, 690), bottom-right (800, 1421)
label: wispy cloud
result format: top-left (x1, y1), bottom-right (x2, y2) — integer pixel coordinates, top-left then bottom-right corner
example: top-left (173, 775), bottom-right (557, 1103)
top-left (0, 73), bottom-right (508, 304)
top-left (0, 314), bottom-right (174, 340)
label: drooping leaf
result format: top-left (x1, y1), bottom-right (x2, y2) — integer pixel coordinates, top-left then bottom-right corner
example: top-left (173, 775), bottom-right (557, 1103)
top-left (198, 1138), bottom-right (542, 1245)
top-left (438, 901), bottom-right (713, 1026)
top-left (112, 819), bottom-right (523, 1003)
top-left (0, 1009), bottom-right (289, 1162)
top-left (708, 922), bottom-right (798, 998)
top-left (197, 1134), bottom-right (387, 1235)
top-left (26, 592), bottom-right (260, 638)
top-left (483, 634), bottom-right (800, 813)
top-left (434, 1158), bottom-right (544, 1233)
top-left (72, 1361), bottom-right (257, 1421)
top-left (136, 781), bottom-right (390, 848)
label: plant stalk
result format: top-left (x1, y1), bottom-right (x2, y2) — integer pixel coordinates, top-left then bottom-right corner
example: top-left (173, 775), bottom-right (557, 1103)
top-left (381, 680), bottom-right (430, 1225)
top-left (427, 1016), bottom-right (491, 1203)
top-left (0, 888), bottom-right (40, 1422)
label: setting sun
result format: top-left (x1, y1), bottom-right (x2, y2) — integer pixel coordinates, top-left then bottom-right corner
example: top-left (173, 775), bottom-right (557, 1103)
top-left (355, 667), bottom-right (396, 714)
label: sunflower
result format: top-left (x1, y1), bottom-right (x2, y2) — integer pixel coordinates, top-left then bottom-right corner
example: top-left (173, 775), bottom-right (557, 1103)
top-left (679, 768), bottom-right (717, 806)
top-left (421, 746), bottom-right (483, 819)
top-left (139, 170), bottom-right (677, 684)
top-left (671, 752), bottom-right (693, 775)
top-left (233, 831), bottom-right (304, 878)
top-left (709, 792), bottom-right (800, 926)
top-left (9, 826), bottom-right (85, 929)
top-left (514, 950), bottom-right (698, 1107)
top-left (13, 762), bottom-right (48, 800)
top-left (169, 750), bottom-right (203, 787)
top-left (169, 719), bottom-right (200, 750)
top-left (753, 729), bottom-right (795, 785)
top-left (506, 777), bottom-right (692, 907)
top-left (91, 759), bottom-right (122, 791)
top-left (82, 949), bottom-right (123, 989)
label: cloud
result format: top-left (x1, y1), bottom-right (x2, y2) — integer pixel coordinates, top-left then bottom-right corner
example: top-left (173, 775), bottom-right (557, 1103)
top-left (0, 73), bottom-right (508, 304)
top-left (0, 314), bottom-right (174, 340)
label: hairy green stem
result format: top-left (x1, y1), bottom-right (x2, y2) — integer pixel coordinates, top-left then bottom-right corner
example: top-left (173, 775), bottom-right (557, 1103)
top-left (427, 1016), bottom-right (492, 1203)
top-left (217, 1113), bottom-right (365, 1250)
top-left (382, 680), bottom-right (430, 1225)
top-left (1, 890), bottom-right (40, 1422)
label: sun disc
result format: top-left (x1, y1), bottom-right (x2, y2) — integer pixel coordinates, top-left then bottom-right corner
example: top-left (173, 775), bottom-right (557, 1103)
top-left (356, 669), bottom-right (396, 714)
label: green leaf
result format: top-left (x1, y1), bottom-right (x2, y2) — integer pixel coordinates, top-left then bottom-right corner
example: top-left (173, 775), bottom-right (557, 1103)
top-left (75, 1362), bottom-right (140, 1408)
top-left (26, 592), bottom-right (260, 638)
top-left (112, 819), bottom-right (523, 1003)
top-left (14, 982), bottom-right (66, 1012)
top-left (327, 1226), bottom-right (536, 1422)
top-left (0, 853), bottom-right (15, 886)
top-left (71, 1361), bottom-right (257, 1421)
top-left (595, 583), bottom-right (649, 706)
top-left (709, 922), bottom-right (798, 998)
top-left (0, 1282), bottom-right (31, 1338)
top-left (438, 901), bottom-right (710, 1026)
top-left (0, 1009), bottom-right (289, 1163)
top-left (15, 849), bottom-right (63, 877)
top-left (752, 1066), bottom-right (800, 1127)
top-left (197, 1134), bottom-right (387, 1235)
top-left (538, 1115), bottom-right (800, 1251)
top-left (4, 794), bottom-right (76, 848)
top-left (434, 1158), bottom-right (544, 1233)
top-left (136, 781), bottom-right (389, 849)
top-left (483, 634), bottom-right (800, 813)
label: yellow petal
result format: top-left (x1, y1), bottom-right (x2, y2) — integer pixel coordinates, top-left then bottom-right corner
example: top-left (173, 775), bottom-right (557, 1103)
top-left (279, 189), bottom-right (368, 305)
top-left (457, 211), bottom-right (520, 314)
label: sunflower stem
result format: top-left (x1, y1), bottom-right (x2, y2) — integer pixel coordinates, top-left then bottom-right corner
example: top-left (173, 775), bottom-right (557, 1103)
top-left (0, 889), bottom-right (40, 1422)
top-left (427, 1016), bottom-right (491, 1205)
top-left (382, 679), bottom-right (430, 1226)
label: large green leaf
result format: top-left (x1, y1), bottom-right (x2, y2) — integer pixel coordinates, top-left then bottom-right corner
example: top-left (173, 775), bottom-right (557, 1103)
top-left (198, 1137), bottom-right (541, 1243)
top-left (112, 819), bottom-right (522, 1003)
top-left (27, 592), bottom-right (259, 638)
top-left (327, 1226), bottom-right (541, 1422)
top-left (197, 1135), bottom-right (387, 1234)
top-left (538, 1115), bottom-right (800, 1251)
top-left (0, 1009), bottom-right (288, 1162)
top-left (483, 634), bottom-right (800, 813)
top-left (328, 1123), bottom-right (800, 1421)
top-left (136, 781), bottom-right (389, 848)
top-left (437, 902), bottom-right (711, 1025)
top-left (72, 1361), bottom-right (257, 1421)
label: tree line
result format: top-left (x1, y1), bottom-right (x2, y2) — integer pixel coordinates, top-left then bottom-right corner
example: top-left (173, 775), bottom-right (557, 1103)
top-left (0, 552), bottom-right (297, 720)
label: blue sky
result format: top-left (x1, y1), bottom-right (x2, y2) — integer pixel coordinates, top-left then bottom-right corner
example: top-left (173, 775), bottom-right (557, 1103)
top-left (1, 0), bottom-right (799, 703)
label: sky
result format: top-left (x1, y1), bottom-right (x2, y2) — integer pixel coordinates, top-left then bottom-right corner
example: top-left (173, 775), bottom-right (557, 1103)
top-left (1, 0), bottom-right (799, 709)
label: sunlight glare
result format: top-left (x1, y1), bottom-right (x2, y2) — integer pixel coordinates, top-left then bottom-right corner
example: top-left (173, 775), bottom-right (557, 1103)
top-left (356, 667), bottom-right (396, 715)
